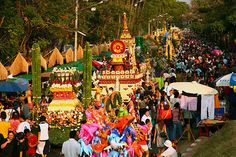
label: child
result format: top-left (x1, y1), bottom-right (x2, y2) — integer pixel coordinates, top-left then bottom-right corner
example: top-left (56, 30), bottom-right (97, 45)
top-left (138, 121), bottom-right (149, 157)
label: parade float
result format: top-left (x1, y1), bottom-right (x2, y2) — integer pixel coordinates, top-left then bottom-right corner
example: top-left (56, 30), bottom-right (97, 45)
top-left (96, 13), bottom-right (143, 102)
top-left (152, 21), bottom-right (182, 60)
top-left (48, 67), bottom-right (81, 111)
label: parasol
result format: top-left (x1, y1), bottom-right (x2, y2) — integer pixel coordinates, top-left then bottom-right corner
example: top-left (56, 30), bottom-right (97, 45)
top-left (215, 72), bottom-right (236, 86)
top-left (168, 81), bottom-right (218, 95)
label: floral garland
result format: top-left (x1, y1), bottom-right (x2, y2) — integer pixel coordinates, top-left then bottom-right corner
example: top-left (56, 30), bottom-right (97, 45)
top-left (52, 67), bottom-right (77, 75)
top-left (47, 106), bottom-right (85, 128)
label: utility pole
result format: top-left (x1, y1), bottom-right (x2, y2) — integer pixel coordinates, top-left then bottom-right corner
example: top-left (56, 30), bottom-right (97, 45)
top-left (148, 21), bottom-right (151, 35)
top-left (74, 0), bottom-right (78, 61)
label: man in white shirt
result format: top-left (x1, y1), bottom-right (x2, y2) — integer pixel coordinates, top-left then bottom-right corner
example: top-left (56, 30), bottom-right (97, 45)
top-left (16, 115), bottom-right (31, 133)
top-left (61, 130), bottom-right (81, 157)
top-left (161, 140), bottom-right (178, 157)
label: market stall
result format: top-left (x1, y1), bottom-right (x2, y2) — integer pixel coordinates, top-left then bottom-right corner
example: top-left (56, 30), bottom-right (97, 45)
top-left (168, 81), bottom-right (224, 138)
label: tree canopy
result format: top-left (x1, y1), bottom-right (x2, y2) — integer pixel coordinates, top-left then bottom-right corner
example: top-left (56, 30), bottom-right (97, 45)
top-left (0, 0), bottom-right (189, 65)
top-left (189, 0), bottom-right (236, 52)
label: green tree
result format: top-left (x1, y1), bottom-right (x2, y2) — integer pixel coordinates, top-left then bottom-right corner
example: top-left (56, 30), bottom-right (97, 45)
top-left (190, 0), bottom-right (236, 51)
top-left (0, 0), bottom-right (190, 65)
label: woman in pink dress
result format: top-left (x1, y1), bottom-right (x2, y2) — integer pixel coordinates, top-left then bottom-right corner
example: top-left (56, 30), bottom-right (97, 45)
top-left (9, 111), bottom-right (20, 133)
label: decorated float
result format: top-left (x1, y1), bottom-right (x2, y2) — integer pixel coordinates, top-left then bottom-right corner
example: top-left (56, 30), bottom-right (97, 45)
top-left (48, 67), bottom-right (81, 111)
top-left (97, 13), bottom-right (143, 102)
top-left (42, 14), bottom-right (155, 156)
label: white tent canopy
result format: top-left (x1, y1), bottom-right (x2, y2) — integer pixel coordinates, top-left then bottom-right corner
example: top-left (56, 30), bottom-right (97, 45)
top-left (168, 81), bottom-right (218, 95)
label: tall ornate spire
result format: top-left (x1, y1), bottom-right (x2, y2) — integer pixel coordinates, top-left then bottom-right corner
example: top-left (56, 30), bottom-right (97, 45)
top-left (163, 20), bottom-right (167, 33)
top-left (123, 12), bottom-right (128, 31)
top-left (120, 12), bottom-right (132, 40)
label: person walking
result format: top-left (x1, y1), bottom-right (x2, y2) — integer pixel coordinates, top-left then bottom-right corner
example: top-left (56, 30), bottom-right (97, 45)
top-left (36, 116), bottom-right (50, 157)
top-left (10, 111), bottom-right (20, 133)
top-left (0, 111), bottom-right (11, 138)
top-left (15, 132), bottom-right (28, 157)
top-left (153, 119), bottom-right (168, 153)
top-left (24, 129), bottom-right (38, 157)
top-left (172, 102), bottom-right (183, 141)
top-left (159, 140), bottom-right (177, 157)
top-left (21, 99), bottom-right (30, 119)
top-left (16, 115), bottom-right (31, 133)
top-left (61, 130), bottom-right (81, 157)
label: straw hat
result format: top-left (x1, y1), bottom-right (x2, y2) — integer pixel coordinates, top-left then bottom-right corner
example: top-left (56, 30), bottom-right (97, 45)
top-left (164, 140), bottom-right (172, 148)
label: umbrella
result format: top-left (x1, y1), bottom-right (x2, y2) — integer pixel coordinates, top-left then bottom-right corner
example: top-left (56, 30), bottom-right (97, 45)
top-left (215, 72), bottom-right (236, 86)
top-left (211, 49), bottom-right (223, 56)
top-left (168, 81), bottom-right (218, 95)
top-left (0, 78), bottom-right (28, 92)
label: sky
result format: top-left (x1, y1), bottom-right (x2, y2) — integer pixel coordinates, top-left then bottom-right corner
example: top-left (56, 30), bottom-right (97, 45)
top-left (178, 0), bottom-right (191, 4)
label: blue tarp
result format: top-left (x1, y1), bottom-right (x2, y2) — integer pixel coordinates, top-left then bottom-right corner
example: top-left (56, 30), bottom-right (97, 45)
top-left (0, 78), bottom-right (28, 92)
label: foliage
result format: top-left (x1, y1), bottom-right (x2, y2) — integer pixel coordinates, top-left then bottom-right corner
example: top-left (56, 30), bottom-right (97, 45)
top-left (190, 0), bottom-right (236, 51)
top-left (49, 127), bottom-right (71, 145)
top-left (0, 0), bottom-right (189, 65)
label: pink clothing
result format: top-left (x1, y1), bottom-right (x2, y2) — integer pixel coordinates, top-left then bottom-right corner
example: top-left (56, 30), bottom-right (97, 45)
top-left (187, 97), bottom-right (197, 111)
top-left (9, 119), bottom-right (20, 133)
top-left (137, 124), bottom-right (148, 133)
top-left (85, 110), bottom-right (93, 119)
top-left (127, 137), bottom-right (135, 157)
top-left (180, 95), bottom-right (197, 111)
top-left (79, 123), bottom-right (101, 145)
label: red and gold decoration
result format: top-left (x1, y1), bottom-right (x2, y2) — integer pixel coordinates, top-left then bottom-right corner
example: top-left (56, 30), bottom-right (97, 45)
top-left (110, 40), bottom-right (127, 71)
top-left (97, 13), bottom-right (143, 102)
top-left (110, 40), bottom-right (126, 54)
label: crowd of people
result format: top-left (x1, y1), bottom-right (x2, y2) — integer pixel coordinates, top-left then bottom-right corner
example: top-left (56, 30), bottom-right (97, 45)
top-left (0, 32), bottom-right (235, 157)
top-left (0, 111), bottom-right (50, 157)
